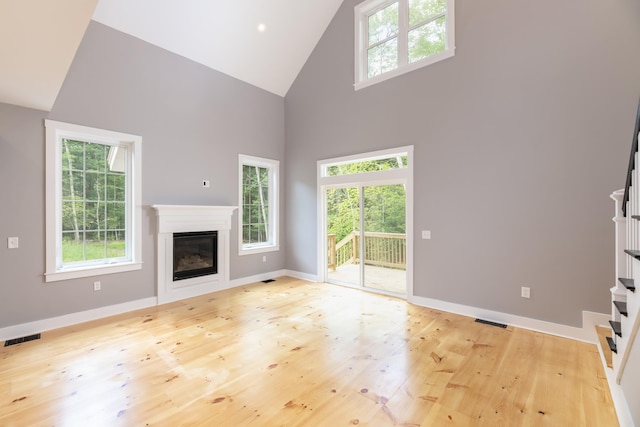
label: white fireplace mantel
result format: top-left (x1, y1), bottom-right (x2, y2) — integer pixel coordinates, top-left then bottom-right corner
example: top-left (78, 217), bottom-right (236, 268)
top-left (152, 205), bottom-right (237, 304)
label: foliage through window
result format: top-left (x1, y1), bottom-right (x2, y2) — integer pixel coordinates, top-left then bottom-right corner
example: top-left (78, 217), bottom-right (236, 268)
top-left (355, 0), bottom-right (455, 89)
top-left (45, 120), bottom-right (142, 282)
top-left (323, 156), bottom-right (408, 242)
top-left (327, 185), bottom-right (406, 243)
top-left (239, 155), bottom-right (279, 255)
top-left (324, 155), bottom-right (407, 177)
top-left (61, 140), bottom-right (126, 264)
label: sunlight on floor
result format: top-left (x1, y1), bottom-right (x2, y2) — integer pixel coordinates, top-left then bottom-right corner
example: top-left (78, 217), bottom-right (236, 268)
top-left (328, 264), bottom-right (406, 295)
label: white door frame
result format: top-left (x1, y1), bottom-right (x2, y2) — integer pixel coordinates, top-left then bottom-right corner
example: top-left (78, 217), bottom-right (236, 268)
top-left (317, 146), bottom-right (414, 298)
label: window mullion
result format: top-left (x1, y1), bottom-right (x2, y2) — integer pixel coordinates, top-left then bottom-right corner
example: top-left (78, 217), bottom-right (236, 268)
top-left (368, 33), bottom-right (399, 51)
top-left (398, 0), bottom-right (409, 67)
top-left (408, 12), bottom-right (446, 32)
top-left (103, 166), bottom-right (107, 260)
top-left (82, 143), bottom-right (87, 262)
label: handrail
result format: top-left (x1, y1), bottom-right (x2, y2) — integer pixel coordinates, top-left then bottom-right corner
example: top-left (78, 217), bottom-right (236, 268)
top-left (622, 97), bottom-right (640, 217)
top-left (328, 231), bottom-right (406, 270)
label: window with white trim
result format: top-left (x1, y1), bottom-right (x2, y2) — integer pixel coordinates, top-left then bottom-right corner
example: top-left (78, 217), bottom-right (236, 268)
top-left (354, 0), bottom-right (455, 90)
top-left (45, 120), bottom-right (142, 282)
top-left (238, 155), bottom-right (279, 255)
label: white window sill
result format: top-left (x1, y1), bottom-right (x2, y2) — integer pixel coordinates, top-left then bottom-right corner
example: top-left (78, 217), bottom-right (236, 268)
top-left (239, 245), bottom-right (279, 256)
top-left (354, 48), bottom-right (455, 91)
top-left (45, 262), bottom-right (143, 282)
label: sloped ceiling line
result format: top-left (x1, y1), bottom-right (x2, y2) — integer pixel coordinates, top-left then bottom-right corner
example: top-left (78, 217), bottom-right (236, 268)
top-left (0, 0), bottom-right (344, 111)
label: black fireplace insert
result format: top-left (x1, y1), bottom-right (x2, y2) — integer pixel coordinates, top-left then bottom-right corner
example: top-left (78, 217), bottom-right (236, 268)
top-left (173, 231), bottom-right (217, 281)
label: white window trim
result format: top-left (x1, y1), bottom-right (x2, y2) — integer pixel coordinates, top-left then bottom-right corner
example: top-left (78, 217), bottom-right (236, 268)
top-left (354, 0), bottom-right (455, 91)
top-left (44, 120), bottom-right (142, 282)
top-left (238, 154), bottom-right (280, 256)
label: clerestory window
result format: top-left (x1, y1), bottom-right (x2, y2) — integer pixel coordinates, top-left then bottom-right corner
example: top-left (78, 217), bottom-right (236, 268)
top-left (354, 0), bottom-right (455, 90)
top-left (238, 155), bottom-right (279, 255)
top-left (44, 120), bottom-right (142, 282)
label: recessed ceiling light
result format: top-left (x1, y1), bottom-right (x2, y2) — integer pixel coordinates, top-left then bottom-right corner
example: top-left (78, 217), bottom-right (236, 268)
top-left (257, 23), bottom-right (266, 32)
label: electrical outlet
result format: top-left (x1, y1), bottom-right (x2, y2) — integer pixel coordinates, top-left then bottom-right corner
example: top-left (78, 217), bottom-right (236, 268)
top-left (262, 255), bottom-right (266, 262)
top-left (202, 179), bottom-right (210, 188)
top-left (7, 237), bottom-right (19, 249)
top-left (94, 281), bottom-right (101, 291)
top-left (421, 230), bottom-right (431, 239)
top-left (521, 286), bottom-right (530, 299)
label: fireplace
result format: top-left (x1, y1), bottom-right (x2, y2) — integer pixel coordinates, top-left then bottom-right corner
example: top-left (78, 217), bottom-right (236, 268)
top-left (152, 205), bottom-right (237, 304)
top-left (173, 231), bottom-right (217, 281)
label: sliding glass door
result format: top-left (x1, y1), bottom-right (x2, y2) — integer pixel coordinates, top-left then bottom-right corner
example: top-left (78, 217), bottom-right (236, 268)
top-left (363, 184), bottom-right (406, 294)
top-left (325, 184), bottom-right (406, 295)
top-left (319, 146), bottom-right (413, 298)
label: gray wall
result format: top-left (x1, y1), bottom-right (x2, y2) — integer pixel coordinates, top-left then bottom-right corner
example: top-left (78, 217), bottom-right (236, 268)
top-left (0, 21), bottom-right (285, 329)
top-left (284, 0), bottom-right (640, 326)
top-left (2, 0), bottom-right (640, 331)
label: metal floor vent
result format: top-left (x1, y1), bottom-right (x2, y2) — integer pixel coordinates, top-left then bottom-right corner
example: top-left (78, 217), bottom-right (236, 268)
top-left (261, 279), bottom-right (276, 283)
top-left (4, 333), bottom-right (41, 347)
top-left (475, 319), bottom-right (508, 329)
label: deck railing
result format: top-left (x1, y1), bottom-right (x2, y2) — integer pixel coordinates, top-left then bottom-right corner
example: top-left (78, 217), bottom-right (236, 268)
top-left (328, 231), bottom-right (406, 270)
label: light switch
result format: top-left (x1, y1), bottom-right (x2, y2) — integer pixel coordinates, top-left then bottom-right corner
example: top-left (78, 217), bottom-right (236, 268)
top-left (421, 230), bottom-right (431, 239)
top-left (7, 237), bottom-right (19, 249)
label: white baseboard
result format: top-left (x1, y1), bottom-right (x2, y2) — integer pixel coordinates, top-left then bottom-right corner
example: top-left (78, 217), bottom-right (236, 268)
top-left (408, 294), bottom-right (608, 343)
top-left (283, 269), bottom-right (320, 283)
top-left (0, 270), bottom-right (296, 342)
top-left (228, 269), bottom-right (288, 288)
top-left (595, 338), bottom-right (635, 427)
top-left (280, 270), bottom-right (607, 343)
top-left (0, 272), bottom-right (608, 347)
top-left (0, 297), bottom-right (157, 342)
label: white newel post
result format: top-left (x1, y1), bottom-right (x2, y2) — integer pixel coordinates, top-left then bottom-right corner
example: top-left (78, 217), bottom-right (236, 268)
top-left (152, 205), bottom-right (237, 305)
top-left (610, 189), bottom-right (627, 319)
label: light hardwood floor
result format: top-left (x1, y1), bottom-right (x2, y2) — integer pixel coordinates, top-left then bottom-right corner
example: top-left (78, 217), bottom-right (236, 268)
top-left (0, 277), bottom-right (618, 426)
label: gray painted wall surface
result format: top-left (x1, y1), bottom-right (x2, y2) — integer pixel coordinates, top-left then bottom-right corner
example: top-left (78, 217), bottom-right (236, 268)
top-left (0, 22), bottom-right (285, 328)
top-left (284, 0), bottom-right (640, 326)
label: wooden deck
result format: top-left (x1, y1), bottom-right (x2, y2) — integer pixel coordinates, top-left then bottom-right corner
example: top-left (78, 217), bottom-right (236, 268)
top-left (328, 263), bottom-right (406, 294)
top-left (0, 277), bottom-right (618, 426)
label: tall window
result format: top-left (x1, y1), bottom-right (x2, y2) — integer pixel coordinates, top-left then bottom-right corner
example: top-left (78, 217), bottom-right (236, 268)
top-left (45, 120), bottom-right (142, 282)
top-left (238, 155), bottom-right (279, 255)
top-left (354, 0), bottom-right (455, 90)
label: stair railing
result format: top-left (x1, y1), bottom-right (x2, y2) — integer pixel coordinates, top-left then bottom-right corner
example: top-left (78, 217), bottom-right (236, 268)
top-left (611, 98), bottom-right (640, 386)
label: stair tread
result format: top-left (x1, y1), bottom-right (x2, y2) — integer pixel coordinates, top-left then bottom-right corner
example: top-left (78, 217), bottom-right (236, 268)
top-left (614, 300), bottom-right (628, 316)
top-left (609, 320), bottom-right (622, 337)
top-left (624, 249), bottom-right (640, 260)
top-left (606, 336), bottom-right (618, 354)
top-left (596, 325), bottom-right (614, 368)
top-left (618, 277), bottom-right (636, 292)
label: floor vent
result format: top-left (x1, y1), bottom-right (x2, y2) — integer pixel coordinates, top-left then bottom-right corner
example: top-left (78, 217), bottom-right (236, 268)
top-left (262, 279), bottom-right (275, 283)
top-left (4, 333), bottom-right (41, 347)
top-left (475, 319), bottom-right (507, 329)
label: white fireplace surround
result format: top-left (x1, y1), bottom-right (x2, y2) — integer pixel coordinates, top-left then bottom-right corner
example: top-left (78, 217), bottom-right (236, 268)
top-left (152, 205), bottom-right (237, 304)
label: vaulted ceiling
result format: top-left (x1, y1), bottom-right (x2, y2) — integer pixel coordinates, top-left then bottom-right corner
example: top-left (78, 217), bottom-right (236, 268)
top-left (0, 0), bottom-right (343, 111)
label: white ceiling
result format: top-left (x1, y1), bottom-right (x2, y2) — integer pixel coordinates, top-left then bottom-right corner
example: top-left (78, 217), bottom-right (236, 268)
top-left (0, 0), bottom-right (98, 111)
top-left (0, 0), bottom-right (343, 112)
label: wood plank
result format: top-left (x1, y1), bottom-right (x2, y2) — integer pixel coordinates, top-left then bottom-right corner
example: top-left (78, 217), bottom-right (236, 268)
top-left (596, 325), bottom-right (614, 369)
top-left (0, 277), bottom-right (619, 426)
